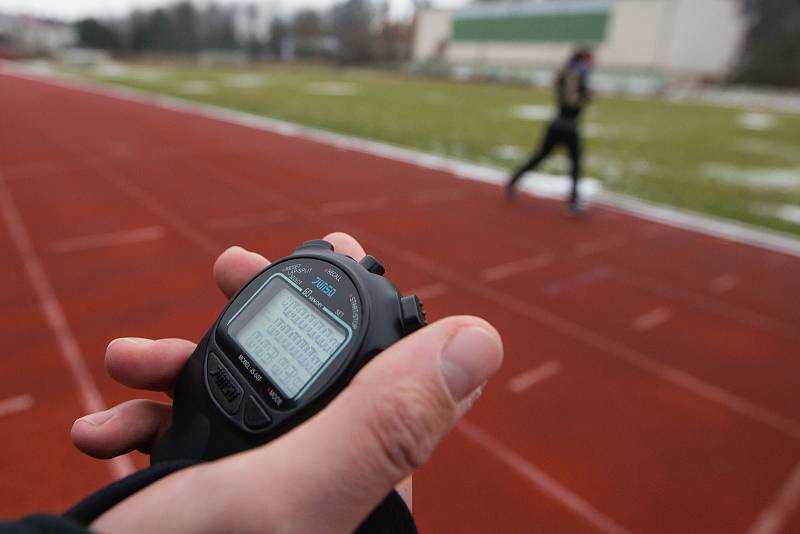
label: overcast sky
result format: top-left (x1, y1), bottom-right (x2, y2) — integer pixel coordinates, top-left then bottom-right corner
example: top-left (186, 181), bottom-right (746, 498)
top-left (0, 0), bottom-right (469, 21)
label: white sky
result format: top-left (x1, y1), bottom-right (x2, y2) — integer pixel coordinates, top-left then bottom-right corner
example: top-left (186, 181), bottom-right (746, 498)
top-left (0, 0), bottom-right (469, 21)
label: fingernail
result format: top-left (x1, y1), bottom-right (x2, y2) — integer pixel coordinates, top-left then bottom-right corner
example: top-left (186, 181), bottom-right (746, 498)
top-left (107, 337), bottom-right (151, 350)
top-left (440, 326), bottom-right (502, 402)
top-left (78, 409), bottom-right (114, 426)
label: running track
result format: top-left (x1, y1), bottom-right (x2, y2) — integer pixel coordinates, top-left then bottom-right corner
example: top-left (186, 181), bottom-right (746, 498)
top-left (1, 71), bottom-right (800, 533)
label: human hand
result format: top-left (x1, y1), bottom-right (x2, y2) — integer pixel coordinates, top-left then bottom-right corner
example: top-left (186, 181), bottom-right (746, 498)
top-left (71, 233), bottom-right (503, 533)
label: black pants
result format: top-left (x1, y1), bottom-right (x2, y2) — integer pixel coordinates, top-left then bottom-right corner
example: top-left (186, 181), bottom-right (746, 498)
top-left (508, 121), bottom-right (582, 205)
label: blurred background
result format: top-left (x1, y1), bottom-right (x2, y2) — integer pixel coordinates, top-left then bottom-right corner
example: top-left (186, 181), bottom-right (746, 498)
top-left (1, 1), bottom-right (799, 533)
top-left (1, 0), bottom-right (799, 232)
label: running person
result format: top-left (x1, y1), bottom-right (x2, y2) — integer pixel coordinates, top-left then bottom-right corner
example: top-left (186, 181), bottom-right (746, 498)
top-left (507, 49), bottom-right (594, 212)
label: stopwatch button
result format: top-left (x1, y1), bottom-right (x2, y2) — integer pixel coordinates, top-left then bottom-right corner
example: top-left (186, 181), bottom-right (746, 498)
top-left (400, 295), bottom-right (427, 334)
top-left (298, 239), bottom-right (334, 251)
top-left (360, 255), bottom-right (385, 276)
top-left (243, 396), bottom-right (272, 430)
top-left (206, 353), bottom-right (243, 415)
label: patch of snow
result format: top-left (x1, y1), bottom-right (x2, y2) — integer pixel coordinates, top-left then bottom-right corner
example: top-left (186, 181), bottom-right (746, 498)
top-left (510, 104), bottom-right (552, 121)
top-left (304, 82), bottom-right (360, 96)
top-left (223, 74), bottom-right (269, 89)
top-left (494, 144), bottom-right (527, 160)
top-left (751, 204), bottom-right (800, 225)
top-left (702, 163), bottom-right (800, 189)
top-left (177, 80), bottom-right (215, 95)
top-left (737, 111), bottom-right (775, 131)
top-left (92, 63), bottom-right (128, 78)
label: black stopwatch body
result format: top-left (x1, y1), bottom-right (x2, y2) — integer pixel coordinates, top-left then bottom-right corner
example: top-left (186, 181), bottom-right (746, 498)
top-left (150, 240), bottom-right (426, 464)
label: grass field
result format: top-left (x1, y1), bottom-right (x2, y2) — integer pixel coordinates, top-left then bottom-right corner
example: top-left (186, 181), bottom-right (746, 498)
top-left (63, 62), bottom-right (800, 236)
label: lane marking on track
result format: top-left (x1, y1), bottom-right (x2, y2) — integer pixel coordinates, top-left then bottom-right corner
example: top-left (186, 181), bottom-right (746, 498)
top-left (508, 360), bottom-right (563, 394)
top-left (161, 152), bottom-right (800, 443)
top-left (15, 72), bottom-right (800, 444)
top-left (80, 157), bottom-right (223, 257)
top-left (0, 177), bottom-right (135, 480)
top-left (614, 268), bottom-right (798, 342)
top-left (457, 419), bottom-right (633, 534)
top-left (544, 266), bottom-right (612, 296)
top-left (746, 460), bottom-right (800, 534)
top-left (574, 234), bottom-right (629, 257)
top-left (205, 211), bottom-right (288, 231)
top-left (49, 226), bottom-right (165, 253)
top-left (0, 394), bottom-right (35, 418)
top-left (367, 247), bottom-right (800, 441)
top-left (409, 282), bottom-right (448, 301)
top-left (480, 253), bottom-right (553, 282)
top-left (632, 307), bottom-right (672, 332)
top-left (7, 66), bottom-right (800, 257)
top-left (709, 273), bottom-right (740, 294)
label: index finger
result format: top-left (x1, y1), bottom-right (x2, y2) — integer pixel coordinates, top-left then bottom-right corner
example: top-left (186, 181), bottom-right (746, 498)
top-left (214, 234), bottom-right (366, 299)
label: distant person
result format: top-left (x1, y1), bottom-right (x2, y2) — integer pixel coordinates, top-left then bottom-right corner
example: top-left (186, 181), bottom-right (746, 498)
top-left (507, 49), bottom-right (594, 213)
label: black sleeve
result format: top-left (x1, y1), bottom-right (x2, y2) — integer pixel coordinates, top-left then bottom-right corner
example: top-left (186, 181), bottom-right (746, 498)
top-left (579, 69), bottom-right (591, 103)
top-left (0, 515), bottom-right (90, 534)
top-left (7, 461), bottom-right (415, 534)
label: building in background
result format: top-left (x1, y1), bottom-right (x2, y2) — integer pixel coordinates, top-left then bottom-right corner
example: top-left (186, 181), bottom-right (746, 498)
top-left (0, 14), bottom-right (77, 57)
top-left (413, 0), bottom-right (746, 87)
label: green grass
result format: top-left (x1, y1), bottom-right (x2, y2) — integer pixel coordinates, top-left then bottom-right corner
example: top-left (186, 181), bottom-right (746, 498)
top-left (65, 62), bottom-right (800, 236)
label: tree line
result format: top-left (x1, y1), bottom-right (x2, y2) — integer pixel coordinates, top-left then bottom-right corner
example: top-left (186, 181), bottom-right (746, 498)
top-left (76, 0), bottom-right (800, 86)
top-left (76, 0), bottom-right (412, 64)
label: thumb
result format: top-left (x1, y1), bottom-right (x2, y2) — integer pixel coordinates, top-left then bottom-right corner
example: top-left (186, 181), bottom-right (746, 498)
top-left (91, 316), bottom-right (502, 534)
top-left (229, 315), bottom-right (503, 532)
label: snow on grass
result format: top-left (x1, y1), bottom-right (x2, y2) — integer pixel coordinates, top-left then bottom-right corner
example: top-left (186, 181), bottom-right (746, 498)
top-left (176, 80), bottom-right (215, 95)
top-left (516, 173), bottom-right (603, 200)
top-left (494, 144), bottom-right (527, 160)
top-left (223, 74), bottom-right (270, 89)
top-left (738, 139), bottom-right (800, 162)
top-left (92, 63), bottom-right (129, 78)
top-left (750, 203), bottom-right (800, 225)
top-left (129, 68), bottom-right (172, 83)
top-left (510, 104), bottom-right (552, 121)
top-left (584, 122), bottom-right (617, 139)
top-left (304, 82), bottom-right (361, 96)
top-left (701, 163), bottom-right (800, 189)
top-left (737, 111), bottom-right (775, 131)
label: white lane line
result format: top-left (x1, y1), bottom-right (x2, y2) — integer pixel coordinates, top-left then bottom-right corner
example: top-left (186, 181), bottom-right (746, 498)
top-left (8, 65), bottom-right (800, 258)
top-left (320, 198), bottom-right (388, 216)
top-left (709, 273), bottom-right (740, 294)
top-left (0, 177), bottom-right (135, 479)
top-left (457, 419), bottom-right (633, 534)
top-left (409, 282), bottom-right (448, 301)
top-left (746, 460), bottom-right (800, 534)
top-left (0, 394), bottom-right (35, 418)
top-left (544, 266), bottom-right (612, 296)
top-left (378, 246), bottom-right (800, 441)
top-left (574, 234), bottom-right (628, 257)
top-left (205, 211), bottom-right (288, 230)
top-left (614, 268), bottom-right (798, 342)
top-left (13, 69), bottom-right (800, 442)
top-left (81, 157), bottom-right (223, 257)
top-left (480, 253), bottom-right (554, 282)
top-left (632, 307), bottom-right (672, 332)
top-left (49, 225), bottom-right (164, 253)
top-left (508, 360), bottom-right (563, 394)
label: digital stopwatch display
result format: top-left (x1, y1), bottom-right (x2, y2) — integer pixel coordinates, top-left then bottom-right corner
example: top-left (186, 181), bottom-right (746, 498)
top-left (150, 240), bottom-right (427, 464)
top-left (229, 278), bottom-right (348, 399)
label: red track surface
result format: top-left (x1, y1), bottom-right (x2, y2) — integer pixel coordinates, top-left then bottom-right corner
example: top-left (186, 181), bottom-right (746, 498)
top-left (1, 72), bottom-right (799, 533)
